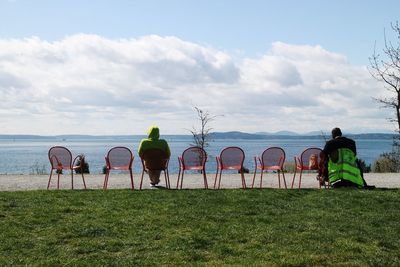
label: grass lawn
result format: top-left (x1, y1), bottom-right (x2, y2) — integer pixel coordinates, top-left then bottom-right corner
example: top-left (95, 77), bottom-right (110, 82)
top-left (0, 188), bottom-right (400, 266)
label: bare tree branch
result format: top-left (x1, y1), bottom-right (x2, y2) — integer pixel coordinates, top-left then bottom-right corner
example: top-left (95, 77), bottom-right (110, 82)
top-left (369, 21), bottom-right (400, 134)
top-left (189, 106), bottom-right (217, 152)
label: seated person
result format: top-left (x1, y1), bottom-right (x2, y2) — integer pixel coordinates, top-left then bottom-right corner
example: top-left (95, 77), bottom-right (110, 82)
top-left (138, 125), bottom-right (171, 186)
top-left (321, 127), bottom-right (368, 188)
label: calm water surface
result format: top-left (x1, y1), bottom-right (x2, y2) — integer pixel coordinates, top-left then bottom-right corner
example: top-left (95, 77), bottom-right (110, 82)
top-left (0, 136), bottom-right (394, 174)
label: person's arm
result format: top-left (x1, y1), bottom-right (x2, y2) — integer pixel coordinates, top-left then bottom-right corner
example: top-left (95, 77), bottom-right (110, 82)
top-left (322, 140), bottom-right (330, 156)
top-left (138, 140), bottom-right (145, 158)
top-left (163, 140), bottom-right (171, 158)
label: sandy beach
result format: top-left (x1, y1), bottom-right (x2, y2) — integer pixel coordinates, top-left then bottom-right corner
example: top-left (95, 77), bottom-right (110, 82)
top-left (0, 172), bottom-right (398, 191)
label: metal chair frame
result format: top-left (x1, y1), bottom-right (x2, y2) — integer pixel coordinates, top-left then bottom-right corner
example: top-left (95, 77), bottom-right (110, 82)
top-left (47, 146), bottom-right (87, 190)
top-left (291, 147), bottom-right (323, 189)
top-left (214, 146), bottom-right (246, 189)
top-left (177, 146), bottom-right (208, 189)
top-left (103, 146), bottom-right (134, 190)
top-left (252, 147), bottom-right (287, 189)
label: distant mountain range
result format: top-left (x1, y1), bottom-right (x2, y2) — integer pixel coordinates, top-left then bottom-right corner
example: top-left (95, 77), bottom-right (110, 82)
top-left (210, 131), bottom-right (395, 140)
top-left (254, 130), bottom-right (322, 136)
top-left (0, 132), bottom-right (395, 140)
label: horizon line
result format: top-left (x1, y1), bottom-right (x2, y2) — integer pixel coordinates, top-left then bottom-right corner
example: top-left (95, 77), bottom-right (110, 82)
top-left (0, 131), bottom-right (396, 138)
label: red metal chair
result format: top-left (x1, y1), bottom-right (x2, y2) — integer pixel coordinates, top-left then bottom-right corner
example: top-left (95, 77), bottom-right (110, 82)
top-left (214, 146), bottom-right (246, 189)
top-left (139, 148), bottom-right (170, 189)
top-left (176, 146), bottom-right (208, 189)
top-left (104, 146), bottom-right (134, 190)
top-left (47, 146), bottom-right (87, 190)
top-left (252, 147), bottom-right (287, 189)
top-left (291, 147), bottom-right (323, 189)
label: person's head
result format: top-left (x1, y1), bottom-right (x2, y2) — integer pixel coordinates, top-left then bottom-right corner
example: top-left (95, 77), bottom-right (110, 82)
top-left (147, 125), bottom-right (160, 140)
top-left (331, 127), bottom-right (342, 139)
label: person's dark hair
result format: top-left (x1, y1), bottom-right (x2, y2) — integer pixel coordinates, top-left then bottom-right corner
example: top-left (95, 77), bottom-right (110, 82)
top-left (331, 127), bottom-right (342, 138)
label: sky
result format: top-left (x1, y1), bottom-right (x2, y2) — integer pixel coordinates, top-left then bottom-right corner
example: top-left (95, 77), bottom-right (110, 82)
top-left (0, 0), bottom-right (399, 135)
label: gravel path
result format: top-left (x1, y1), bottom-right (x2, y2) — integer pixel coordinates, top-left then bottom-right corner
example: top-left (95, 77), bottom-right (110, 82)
top-left (0, 172), bottom-right (398, 191)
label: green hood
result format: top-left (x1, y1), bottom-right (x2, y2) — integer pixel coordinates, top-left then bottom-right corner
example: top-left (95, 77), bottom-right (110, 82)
top-left (138, 125), bottom-right (170, 158)
top-left (147, 125), bottom-right (160, 140)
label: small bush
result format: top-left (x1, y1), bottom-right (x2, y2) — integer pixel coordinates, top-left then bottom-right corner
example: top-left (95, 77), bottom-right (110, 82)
top-left (357, 159), bottom-right (371, 173)
top-left (372, 152), bottom-right (400, 173)
top-left (29, 162), bottom-right (48, 175)
top-left (102, 165), bottom-right (107, 174)
top-left (238, 166), bottom-right (250, 174)
top-left (75, 157), bottom-right (90, 174)
top-left (284, 162), bottom-right (295, 173)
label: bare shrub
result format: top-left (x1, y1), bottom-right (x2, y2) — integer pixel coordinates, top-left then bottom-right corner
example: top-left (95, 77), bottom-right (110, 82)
top-left (284, 162), bottom-right (295, 173)
top-left (29, 162), bottom-right (48, 175)
top-left (372, 152), bottom-right (400, 173)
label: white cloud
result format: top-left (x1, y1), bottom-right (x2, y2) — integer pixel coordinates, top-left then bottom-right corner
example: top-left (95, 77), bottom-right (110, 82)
top-left (0, 34), bottom-right (392, 134)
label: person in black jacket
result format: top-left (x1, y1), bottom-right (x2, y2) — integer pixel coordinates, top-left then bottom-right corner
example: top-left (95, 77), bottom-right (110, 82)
top-left (321, 127), bottom-right (370, 188)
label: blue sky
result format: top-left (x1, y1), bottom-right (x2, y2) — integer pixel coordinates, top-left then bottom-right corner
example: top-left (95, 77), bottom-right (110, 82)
top-left (2, 0), bottom-right (399, 64)
top-left (0, 0), bottom-right (399, 134)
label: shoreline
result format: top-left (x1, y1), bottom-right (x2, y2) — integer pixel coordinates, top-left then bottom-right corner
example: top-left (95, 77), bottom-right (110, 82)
top-left (0, 173), bottom-right (398, 191)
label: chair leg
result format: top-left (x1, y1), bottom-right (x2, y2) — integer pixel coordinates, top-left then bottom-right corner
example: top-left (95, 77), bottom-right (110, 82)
top-left (214, 169), bottom-right (219, 189)
top-left (298, 170), bottom-right (303, 189)
top-left (164, 170), bottom-right (168, 189)
top-left (203, 170), bottom-right (208, 189)
top-left (176, 168), bottom-right (181, 189)
top-left (81, 172), bottom-right (87, 190)
top-left (71, 170), bottom-right (74, 190)
top-left (180, 171), bottom-right (184, 189)
top-left (318, 175), bottom-right (322, 189)
top-left (242, 171), bottom-right (247, 189)
top-left (129, 169), bottom-right (134, 190)
top-left (140, 170), bottom-right (145, 190)
top-left (260, 170), bottom-right (263, 189)
top-left (47, 169), bottom-right (53, 189)
top-left (291, 168), bottom-right (297, 189)
top-left (166, 168), bottom-right (171, 189)
top-left (57, 171), bottom-right (60, 189)
top-left (278, 171), bottom-right (281, 189)
top-left (281, 171), bottom-right (287, 189)
top-left (218, 170), bottom-right (223, 189)
top-left (107, 170), bottom-right (111, 190)
top-left (252, 167), bottom-right (257, 189)
top-left (103, 170), bottom-right (109, 190)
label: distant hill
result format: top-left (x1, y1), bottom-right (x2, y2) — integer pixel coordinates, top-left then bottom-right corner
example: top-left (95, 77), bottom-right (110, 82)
top-left (347, 133), bottom-right (395, 140)
top-left (0, 132), bottom-right (395, 140)
top-left (209, 132), bottom-right (395, 140)
top-left (254, 131), bottom-right (299, 136)
top-left (304, 131), bottom-right (327, 136)
top-left (0, 134), bottom-right (136, 140)
top-left (0, 135), bottom-right (55, 140)
top-left (211, 131), bottom-right (319, 139)
top-left (210, 131), bottom-right (267, 139)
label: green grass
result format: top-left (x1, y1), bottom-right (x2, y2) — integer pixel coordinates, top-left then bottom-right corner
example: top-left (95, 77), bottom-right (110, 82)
top-left (1, 189), bottom-right (400, 266)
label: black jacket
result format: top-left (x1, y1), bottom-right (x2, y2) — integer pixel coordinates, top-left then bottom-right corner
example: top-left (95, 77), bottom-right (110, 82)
top-left (323, 136), bottom-right (357, 157)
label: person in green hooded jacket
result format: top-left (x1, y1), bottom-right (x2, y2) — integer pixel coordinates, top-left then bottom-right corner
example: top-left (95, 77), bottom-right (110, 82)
top-left (138, 125), bottom-right (171, 186)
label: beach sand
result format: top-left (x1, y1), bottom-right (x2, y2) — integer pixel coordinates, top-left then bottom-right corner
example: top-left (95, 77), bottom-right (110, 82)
top-left (0, 172), bottom-right (398, 191)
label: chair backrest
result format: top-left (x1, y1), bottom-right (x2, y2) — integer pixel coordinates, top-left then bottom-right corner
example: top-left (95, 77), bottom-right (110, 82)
top-left (181, 146), bottom-right (207, 169)
top-left (106, 147), bottom-right (133, 168)
top-left (141, 148), bottom-right (169, 170)
top-left (48, 146), bottom-right (73, 169)
top-left (261, 147), bottom-right (285, 167)
top-left (300, 147), bottom-right (323, 170)
top-left (219, 146), bottom-right (245, 169)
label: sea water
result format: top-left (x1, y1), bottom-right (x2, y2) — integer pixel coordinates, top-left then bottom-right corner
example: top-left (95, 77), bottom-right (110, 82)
top-left (0, 136), bottom-right (394, 174)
